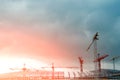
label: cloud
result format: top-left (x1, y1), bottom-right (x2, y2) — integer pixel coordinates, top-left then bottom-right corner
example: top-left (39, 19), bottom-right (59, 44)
top-left (0, 0), bottom-right (120, 70)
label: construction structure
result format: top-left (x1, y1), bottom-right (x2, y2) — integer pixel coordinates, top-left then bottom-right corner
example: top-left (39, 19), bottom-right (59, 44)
top-left (0, 59), bottom-right (120, 80)
top-left (87, 32), bottom-right (99, 78)
top-left (110, 56), bottom-right (120, 72)
top-left (94, 54), bottom-right (109, 73)
top-left (1, 67), bottom-right (120, 80)
top-left (78, 57), bottom-right (84, 73)
top-left (0, 32), bottom-right (120, 80)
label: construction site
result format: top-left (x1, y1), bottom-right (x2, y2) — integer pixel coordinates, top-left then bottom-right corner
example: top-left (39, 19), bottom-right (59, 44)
top-left (0, 0), bottom-right (120, 80)
top-left (0, 32), bottom-right (119, 80)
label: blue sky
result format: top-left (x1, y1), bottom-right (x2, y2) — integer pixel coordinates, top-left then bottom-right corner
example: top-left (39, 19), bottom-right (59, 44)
top-left (0, 0), bottom-right (120, 71)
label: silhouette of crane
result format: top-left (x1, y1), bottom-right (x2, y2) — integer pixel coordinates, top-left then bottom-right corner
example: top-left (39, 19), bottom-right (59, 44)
top-left (78, 57), bottom-right (84, 73)
top-left (94, 54), bottom-right (109, 72)
top-left (87, 32), bottom-right (99, 79)
top-left (110, 56), bottom-right (120, 72)
top-left (87, 32), bottom-right (99, 51)
top-left (9, 63), bottom-right (28, 72)
top-left (41, 63), bottom-right (79, 79)
top-left (52, 63), bottom-right (54, 79)
top-left (87, 32), bottom-right (99, 62)
top-left (9, 63), bottom-right (29, 79)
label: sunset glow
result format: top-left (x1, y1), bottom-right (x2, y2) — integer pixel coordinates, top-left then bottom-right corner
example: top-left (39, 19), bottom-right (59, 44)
top-left (0, 57), bottom-right (48, 74)
top-left (0, 27), bottom-right (76, 74)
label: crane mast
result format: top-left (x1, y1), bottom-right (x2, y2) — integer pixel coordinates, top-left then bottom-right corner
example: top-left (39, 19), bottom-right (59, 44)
top-left (52, 63), bottom-right (55, 79)
top-left (87, 32), bottom-right (99, 79)
top-left (110, 56), bottom-right (120, 72)
top-left (94, 54), bottom-right (109, 72)
top-left (78, 57), bottom-right (83, 73)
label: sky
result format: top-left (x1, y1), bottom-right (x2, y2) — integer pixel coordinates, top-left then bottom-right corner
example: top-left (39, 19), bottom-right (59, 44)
top-left (0, 0), bottom-right (120, 73)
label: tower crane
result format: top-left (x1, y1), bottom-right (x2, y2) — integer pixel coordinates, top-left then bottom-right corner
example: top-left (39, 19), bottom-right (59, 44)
top-left (87, 32), bottom-right (99, 78)
top-left (9, 63), bottom-right (29, 79)
top-left (110, 56), bottom-right (120, 72)
top-left (94, 54), bottom-right (109, 72)
top-left (41, 63), bottom-right (79, 79)
top-left (52, 63), bottom-right (54, 79)
top-left (9, 63), bottom-right (28, 72)
top-left (87, 32), bottom-right (99, 62)
top-left (78, 57), bottom-right (84, 73)
top-left (87, 32), bottom-right (99, 51)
